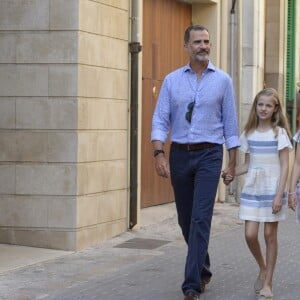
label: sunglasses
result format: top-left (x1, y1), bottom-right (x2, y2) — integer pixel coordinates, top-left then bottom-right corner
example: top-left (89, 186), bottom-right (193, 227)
top-left (185, 101), bottom-right (195, 123)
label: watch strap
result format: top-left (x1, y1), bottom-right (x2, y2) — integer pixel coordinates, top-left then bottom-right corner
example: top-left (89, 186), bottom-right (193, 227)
top-left (153, 149), bottom-right (165, 157)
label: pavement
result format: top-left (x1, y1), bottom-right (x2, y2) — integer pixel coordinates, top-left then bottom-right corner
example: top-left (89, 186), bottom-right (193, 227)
top-left (0, 201), bottom-right (299, 300)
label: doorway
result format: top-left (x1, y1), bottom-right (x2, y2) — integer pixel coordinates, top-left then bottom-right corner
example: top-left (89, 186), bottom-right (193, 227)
top-left (141, 0), bottom-right (192, 208)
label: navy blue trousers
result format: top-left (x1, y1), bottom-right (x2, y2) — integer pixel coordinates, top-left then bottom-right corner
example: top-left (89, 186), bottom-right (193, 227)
top-left (169, 144), bottom-right (223, 295)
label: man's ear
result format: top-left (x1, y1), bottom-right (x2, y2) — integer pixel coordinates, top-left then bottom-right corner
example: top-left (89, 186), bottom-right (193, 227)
top-left (184, 43), bottom-right (189, 52)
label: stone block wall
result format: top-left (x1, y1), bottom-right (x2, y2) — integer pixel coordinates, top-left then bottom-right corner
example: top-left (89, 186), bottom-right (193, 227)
top-left (0, 0), bottom-right (130, 250)
top-left (75, 0), bottom-right (129, 249)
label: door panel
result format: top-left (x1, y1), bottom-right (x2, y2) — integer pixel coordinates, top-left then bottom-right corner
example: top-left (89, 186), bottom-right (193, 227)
top-left (141, 0), bottom-right (191, 208)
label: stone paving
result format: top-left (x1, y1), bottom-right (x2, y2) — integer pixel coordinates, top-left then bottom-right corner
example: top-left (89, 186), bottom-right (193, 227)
top-left (0, 202), bottom-right (299, 300)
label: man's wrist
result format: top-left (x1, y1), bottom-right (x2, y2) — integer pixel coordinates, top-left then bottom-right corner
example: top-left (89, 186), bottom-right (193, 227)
top-left (153, 149), bottom-right (165, 157)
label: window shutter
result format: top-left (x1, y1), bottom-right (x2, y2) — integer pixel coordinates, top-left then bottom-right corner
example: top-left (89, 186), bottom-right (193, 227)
top-left (286, 0), bottom-right (296, 132)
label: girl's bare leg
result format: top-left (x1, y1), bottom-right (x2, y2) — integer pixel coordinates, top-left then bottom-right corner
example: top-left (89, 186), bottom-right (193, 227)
top-left (260, 222), bottom-right (278, 297)
top-left (245, 221), bottom-right (266, 292)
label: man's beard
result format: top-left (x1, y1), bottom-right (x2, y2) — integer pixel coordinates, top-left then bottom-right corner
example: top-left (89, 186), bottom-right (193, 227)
top-left (195, 52), bottom-right (209, 62)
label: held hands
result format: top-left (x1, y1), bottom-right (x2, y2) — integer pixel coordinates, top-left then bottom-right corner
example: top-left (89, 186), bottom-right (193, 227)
top-left (221, 167), bottom-right (235, 186)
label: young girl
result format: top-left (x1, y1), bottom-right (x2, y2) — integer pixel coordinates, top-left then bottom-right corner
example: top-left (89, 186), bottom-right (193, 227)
top-left (223, 88), bottom-right (292, 299)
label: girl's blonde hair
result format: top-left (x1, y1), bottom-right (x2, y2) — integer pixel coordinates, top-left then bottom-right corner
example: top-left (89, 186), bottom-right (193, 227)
top-left (244, 88), bottom-right (291, 138)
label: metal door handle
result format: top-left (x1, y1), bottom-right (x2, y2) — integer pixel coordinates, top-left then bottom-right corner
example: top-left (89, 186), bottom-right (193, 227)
top-left (152, 86), bottom-right (158, 98)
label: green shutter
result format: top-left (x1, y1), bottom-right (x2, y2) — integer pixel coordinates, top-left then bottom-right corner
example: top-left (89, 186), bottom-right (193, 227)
top-left (286, 0), bottom-right (296, 133)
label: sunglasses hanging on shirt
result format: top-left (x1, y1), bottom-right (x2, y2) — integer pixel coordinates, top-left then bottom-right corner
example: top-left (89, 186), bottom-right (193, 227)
top-left (185, 100), bottom-right (195, 123)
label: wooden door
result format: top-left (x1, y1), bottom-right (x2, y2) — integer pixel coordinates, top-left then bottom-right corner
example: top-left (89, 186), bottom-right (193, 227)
top-left (141, 0), bottom-right (191, 208)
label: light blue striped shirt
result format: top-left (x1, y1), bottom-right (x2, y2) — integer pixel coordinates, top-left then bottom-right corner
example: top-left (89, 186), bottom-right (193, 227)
top-left (151, 62), bottom-right (240, 150)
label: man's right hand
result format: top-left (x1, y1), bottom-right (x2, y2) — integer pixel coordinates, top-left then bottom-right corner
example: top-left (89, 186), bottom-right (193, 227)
top-left (221, 168), bottom-right (234, 185)
top-left (155, 155), bottom-right (170, 178)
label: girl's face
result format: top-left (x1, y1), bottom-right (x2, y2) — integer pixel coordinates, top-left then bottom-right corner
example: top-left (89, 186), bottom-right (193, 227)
top-left (256, 95), bottom-right (278, 122)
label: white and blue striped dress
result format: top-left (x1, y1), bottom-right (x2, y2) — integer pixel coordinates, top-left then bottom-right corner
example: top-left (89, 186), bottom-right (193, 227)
top-left (239, 127), bottom-right (292, 222)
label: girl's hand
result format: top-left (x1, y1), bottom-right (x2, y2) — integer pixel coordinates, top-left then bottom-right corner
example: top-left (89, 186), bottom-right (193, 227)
top-left (272, 195), bottom-right (282, 214)
top-left (221, 169), bottom-right (234, 185)
top-left (288, 193), bottom-right (297, 211)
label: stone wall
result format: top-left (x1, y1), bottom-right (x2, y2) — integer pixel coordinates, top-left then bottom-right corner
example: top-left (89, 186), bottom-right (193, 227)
top-left (75, 0), bottom-right (129, 249)
top-left (0, 0), bottom-right (129, 250)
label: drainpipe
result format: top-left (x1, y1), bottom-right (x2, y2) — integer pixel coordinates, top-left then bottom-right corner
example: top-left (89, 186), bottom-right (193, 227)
top-left (129, 0), bottom-right (142, 229)
top-left (229, 0), bottom-right (237, 198)
top-left (230, 0), bottom-right (237, 80)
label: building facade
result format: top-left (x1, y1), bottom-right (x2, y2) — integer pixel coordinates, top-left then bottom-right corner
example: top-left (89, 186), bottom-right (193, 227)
top-left (0, 0), bottom-right (299, 250)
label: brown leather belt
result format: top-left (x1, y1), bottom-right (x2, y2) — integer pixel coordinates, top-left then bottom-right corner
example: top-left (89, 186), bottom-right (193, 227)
top-left (172, 142), bottom-right (217, 151)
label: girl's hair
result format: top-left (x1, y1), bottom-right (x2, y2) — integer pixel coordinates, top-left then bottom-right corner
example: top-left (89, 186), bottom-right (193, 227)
top-left (243, 87), bottom-right (291, 138)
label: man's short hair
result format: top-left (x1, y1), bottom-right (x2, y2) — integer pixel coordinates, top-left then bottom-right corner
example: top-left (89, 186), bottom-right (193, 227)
top-left (184, 25), bottom-right (209, 44)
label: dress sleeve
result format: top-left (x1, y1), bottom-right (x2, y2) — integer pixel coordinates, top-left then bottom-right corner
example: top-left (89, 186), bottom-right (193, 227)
top-left (293, 130), bottom-right (300, 143)
top-left (278, 127), bottom-right (293, 151)
top-left (239, 131), bottom-right (249, 153)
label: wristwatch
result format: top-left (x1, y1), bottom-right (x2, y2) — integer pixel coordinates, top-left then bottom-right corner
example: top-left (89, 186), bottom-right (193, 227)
top-left (153, 149), bottom-right (165, 157)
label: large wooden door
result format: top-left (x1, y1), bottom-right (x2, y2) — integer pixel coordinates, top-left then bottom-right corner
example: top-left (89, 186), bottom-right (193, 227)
top-left (141, 0), bottom-right (191, 208)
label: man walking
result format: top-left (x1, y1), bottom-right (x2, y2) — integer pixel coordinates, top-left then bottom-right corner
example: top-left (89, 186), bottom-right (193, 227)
top-left (151, 25), bottom-right (240, 300)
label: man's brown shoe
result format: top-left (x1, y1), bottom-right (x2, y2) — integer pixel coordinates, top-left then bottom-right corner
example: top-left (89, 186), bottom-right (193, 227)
top-left (184, 292), bottom-right (200, 300)
top-left (200, 277), bottom-right (211, 293)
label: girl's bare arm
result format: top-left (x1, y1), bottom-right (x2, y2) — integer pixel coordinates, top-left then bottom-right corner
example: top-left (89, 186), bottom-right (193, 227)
top-left (273, 147), bottom-right (289, 213)
top-left (222, 153), bottom-right (249, 181)
top-left (289, 144), bottom-right (300, 209)
top-left (235, 153), bottom-right (250, 176)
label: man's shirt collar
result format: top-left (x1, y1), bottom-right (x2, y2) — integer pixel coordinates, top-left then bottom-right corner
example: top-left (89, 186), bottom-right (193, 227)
top-left (183, 61), bottom-right (216, 73)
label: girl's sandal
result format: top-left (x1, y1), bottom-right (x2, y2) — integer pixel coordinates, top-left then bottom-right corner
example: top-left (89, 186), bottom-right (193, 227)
top-left (254, 276), bottom-right (264, 294)
top-left (259, 288), bottom-right (273, 299)
top-left (258, 295), bottom-right (273, 300)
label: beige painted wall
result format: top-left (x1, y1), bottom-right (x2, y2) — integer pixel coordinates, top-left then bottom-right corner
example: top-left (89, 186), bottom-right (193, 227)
top-left (265, 0), bottom-right (285, 97)
top-left (192, 2), bottom-right (220, 66)
top-left (0, 0), bottom-right (130, 250)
